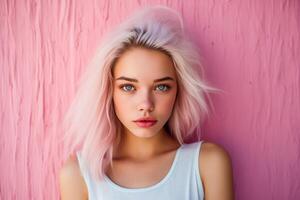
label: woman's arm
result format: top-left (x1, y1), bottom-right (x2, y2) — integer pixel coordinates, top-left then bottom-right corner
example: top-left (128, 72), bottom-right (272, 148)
top-left (200, 142), bottom-right (234, 200)
top-left (59, 155), bottom-right (88, 200)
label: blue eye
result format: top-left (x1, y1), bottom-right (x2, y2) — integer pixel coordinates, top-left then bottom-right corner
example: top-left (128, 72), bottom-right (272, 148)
top-left (156, 84), bottom-right (170, 92)
top-left (120, 84), bottom-right (135, 92)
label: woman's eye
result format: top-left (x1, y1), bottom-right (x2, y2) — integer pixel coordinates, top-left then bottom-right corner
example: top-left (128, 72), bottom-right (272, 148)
top-left (156, 84), bottom-right (170, 92)
top-left (120, 84), bottom-right (135, 92)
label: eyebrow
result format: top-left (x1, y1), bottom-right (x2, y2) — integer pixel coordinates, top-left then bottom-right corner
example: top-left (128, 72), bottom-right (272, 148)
top-left (115, 76), bottom-right (175, 83)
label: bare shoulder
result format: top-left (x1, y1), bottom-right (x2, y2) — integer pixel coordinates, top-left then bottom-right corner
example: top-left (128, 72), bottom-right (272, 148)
top-left (59, 153), bottom-right (88, 200)
top-left (199, 141), bottom-right (234, 200)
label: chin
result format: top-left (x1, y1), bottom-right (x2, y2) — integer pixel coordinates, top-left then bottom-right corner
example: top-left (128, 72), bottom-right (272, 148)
top-left (131, 129), bottom-right (159, 138)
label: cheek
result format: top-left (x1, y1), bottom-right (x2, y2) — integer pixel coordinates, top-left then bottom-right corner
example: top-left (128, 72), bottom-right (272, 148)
top-left (113, 91), bottom-right (129, 119)
top-left (113, 91), bottom-right (132, 121)
top-left (158, 91), bottom-right (177, 114)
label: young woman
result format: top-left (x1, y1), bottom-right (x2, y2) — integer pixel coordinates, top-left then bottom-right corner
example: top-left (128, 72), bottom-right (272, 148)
top-left (59, 6), bottom-right (234, 200)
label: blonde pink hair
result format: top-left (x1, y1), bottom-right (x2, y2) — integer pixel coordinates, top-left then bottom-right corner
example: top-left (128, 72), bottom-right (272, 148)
top-left (61, 5), bottom-right (221, 181)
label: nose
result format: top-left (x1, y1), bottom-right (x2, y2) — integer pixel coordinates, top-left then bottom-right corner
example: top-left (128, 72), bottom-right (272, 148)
top-left (137, 90), bottom-right (154, 113)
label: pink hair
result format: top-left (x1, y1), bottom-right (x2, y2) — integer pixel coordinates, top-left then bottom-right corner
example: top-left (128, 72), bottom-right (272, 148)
top-left (61, 5), bottom-right (222, 181)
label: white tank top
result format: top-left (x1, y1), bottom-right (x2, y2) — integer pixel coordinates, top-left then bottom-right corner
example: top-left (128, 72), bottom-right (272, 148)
top-left (76, 140), bottom-right (205, 200)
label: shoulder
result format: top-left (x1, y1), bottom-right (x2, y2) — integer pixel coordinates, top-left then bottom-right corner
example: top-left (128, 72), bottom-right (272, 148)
top-left (199, 141), bottom-right (234, 199)
top-left (200, 141), bottom-right (232, 165)
top-left (59, 153), bottom-right (88, 200)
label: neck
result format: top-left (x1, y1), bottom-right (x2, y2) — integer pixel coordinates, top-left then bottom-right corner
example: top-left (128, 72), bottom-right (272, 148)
top-left (113, 128), bottom-right (180, 161)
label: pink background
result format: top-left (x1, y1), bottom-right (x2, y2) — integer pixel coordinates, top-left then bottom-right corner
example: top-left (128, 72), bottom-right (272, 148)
top-left (1, 0), bottom-right (299, 199)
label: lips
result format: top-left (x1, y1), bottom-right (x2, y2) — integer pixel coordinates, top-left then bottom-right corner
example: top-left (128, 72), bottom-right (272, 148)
top-left (133, 117), bottom-right (157, 128)
top-left (133, 117), bottom-right (157, 122)
top-left (134, 121), bottom-right (157, 128)
top-left (135, 120), bottom-right (157, 122)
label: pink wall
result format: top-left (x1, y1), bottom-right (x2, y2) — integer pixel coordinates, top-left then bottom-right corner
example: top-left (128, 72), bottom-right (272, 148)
top-left (1, 0), bottom-right (299, 199)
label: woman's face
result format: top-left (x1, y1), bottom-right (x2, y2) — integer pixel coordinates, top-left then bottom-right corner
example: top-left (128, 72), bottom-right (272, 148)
top-left (112, 47), bottom-right (178, 138)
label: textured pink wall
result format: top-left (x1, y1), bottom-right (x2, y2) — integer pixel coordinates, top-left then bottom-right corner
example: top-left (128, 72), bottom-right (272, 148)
top-left (1, 0), bottom-right (299, 199)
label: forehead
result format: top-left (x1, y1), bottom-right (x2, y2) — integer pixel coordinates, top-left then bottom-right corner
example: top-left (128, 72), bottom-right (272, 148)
top-left (113, 47), bottom-right (177, 80)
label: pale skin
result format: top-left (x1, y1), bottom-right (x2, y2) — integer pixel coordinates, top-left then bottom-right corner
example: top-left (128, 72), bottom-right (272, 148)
top-left (59, 47), bottom-right (234, 199)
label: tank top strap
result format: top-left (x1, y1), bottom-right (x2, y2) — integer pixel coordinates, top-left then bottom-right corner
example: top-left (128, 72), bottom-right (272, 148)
top-left (176, 140), bottom-right (204, 169)
top-left (171, 140), bottom-right (205, 194)
top-left (76, 151), bottom-right (88, 178)
top-left (76, 151), bottom-right (96, 197)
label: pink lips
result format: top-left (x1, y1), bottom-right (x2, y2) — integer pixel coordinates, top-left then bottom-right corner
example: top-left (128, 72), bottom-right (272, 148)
top-left (133, 117), bottom-right (157, 128)
top-left (134, 121), bottom-right (157, 128)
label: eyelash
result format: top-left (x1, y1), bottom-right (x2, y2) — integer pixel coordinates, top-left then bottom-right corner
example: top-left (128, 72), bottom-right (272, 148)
top-left (119, 84), bottom-right (171, 92)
